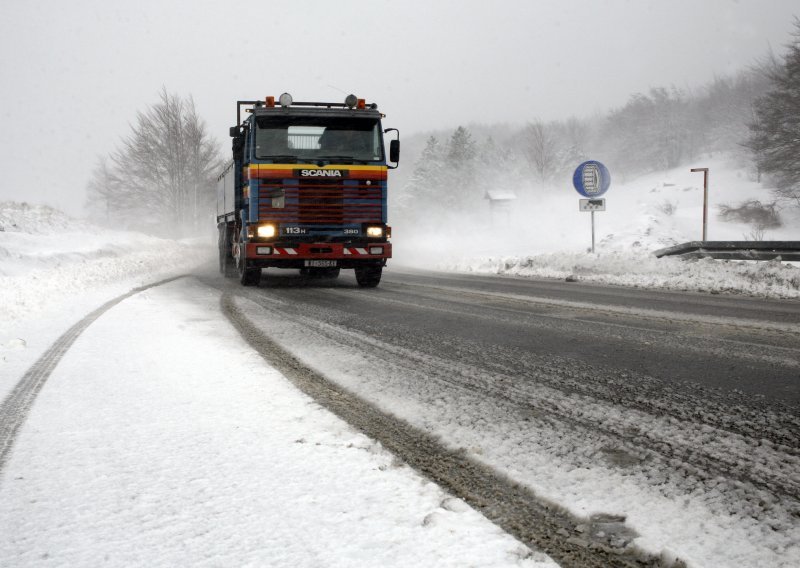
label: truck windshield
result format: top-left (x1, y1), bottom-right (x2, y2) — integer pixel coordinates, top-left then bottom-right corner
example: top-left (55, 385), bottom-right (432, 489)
top-left (254, 116), bottom-right (383, 163)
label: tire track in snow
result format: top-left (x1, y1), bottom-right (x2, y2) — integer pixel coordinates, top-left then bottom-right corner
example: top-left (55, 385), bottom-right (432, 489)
top-left (220, 290), bottom-right (669, 568)
top-left (235, 289), bottom-right (800, 511)
top-left (0, 276), bottom-right (186, 474)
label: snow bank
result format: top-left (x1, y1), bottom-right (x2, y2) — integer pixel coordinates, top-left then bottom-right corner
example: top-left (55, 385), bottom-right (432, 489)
top-left (0, 201), bottom-right (215, 403)
top-left (0, 202), bottom-right (95, 234)
top-left (443, 251), bottom-right (800, 299)
top-left (0, 201), bottom-right (214, 320)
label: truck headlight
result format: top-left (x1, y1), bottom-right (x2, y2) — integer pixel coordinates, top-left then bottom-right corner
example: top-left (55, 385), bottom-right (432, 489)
top-left (257, 224), bottom-right (276, 238)
top-left (366, 226), bottom-right (383, 238)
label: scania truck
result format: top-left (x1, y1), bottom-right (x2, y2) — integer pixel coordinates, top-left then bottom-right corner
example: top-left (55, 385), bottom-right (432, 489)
top-left (217, 92), bottom-right (399, 287)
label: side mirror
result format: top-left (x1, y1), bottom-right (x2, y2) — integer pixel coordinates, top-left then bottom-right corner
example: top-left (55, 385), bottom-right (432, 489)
top-left (229, 126), bottom-right (241, 138)
top-left (384, 128), bottom-right (400, 169)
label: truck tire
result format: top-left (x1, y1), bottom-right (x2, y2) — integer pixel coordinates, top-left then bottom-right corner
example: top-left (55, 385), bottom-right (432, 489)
top-left (241, 268), bottom-right (261, 286)
top-left (237, 245), bottom-right (261, 286)
top-left (354, 266), bottom-right (382, 288)
top-left (220, 227), bottom-right (236, 278)
top-left (218, 226), bottom-right (225, 273)
top-left (239, 265), bottom-right (261, 286)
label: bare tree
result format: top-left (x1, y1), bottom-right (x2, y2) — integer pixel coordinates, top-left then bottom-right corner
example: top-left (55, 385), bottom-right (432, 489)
top-left (562, 116), bottom-right (589, 165)
top-left (523, 120), bottom-right (558, 183)
top-left (85, 156), bottom-right (116, 220)
top-left (87, 88), bottom-right (222, 235)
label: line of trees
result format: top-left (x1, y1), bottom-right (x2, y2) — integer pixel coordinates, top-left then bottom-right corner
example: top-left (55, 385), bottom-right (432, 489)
top-left (398, 20), bottom-right (800, 225)
top-left (86, 88), bottom-right (222, 236)
top-left (86, 22), bottom-right (799, 236)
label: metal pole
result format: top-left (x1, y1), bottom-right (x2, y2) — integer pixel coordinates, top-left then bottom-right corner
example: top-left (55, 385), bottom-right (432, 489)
top-left (703, 170), bottom-right (709, 241)
top-left (591, 210), bottom-right (595, 253)
top-left (691, 168), bottom-right (709, 241)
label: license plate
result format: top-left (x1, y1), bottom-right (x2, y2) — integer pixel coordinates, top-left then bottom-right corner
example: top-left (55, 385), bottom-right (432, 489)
top-left (304, 260), bottom-right (337, 267)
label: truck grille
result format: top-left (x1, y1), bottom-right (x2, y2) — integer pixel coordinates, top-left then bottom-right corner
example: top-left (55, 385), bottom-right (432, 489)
top-left (258, 178), bottom-right (383, 225)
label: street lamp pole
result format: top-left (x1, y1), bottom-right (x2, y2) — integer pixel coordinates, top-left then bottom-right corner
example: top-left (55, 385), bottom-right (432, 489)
top-left (690, 167), bottom-right (709, 241)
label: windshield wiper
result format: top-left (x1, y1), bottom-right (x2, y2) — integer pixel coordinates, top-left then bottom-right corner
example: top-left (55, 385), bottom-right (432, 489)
top-left (260, 154), bottom-right (300, 162)
top-left (316, 155), bottom-right (367, 164)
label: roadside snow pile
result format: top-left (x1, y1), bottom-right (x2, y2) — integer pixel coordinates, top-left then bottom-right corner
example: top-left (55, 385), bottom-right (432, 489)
top-left (444, 252), bottom-right (800, 299)
top-left (0, 201), bottom-right (213, 321)
top-left (0, 201), bottom-right (96, 234)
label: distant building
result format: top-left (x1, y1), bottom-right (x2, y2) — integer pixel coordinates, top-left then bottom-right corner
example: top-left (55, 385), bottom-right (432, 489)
top-left (484, 190), bottom-right (517, 226)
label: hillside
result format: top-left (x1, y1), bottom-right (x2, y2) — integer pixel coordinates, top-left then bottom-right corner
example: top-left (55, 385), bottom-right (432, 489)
top-left (392, 153), bottom-right (800, 298)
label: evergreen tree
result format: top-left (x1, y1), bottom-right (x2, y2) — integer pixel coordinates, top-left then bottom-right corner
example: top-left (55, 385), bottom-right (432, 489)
top-left (747, 19), bottom-right (800, 205)
top-left (398, 135), bottom-right (445, 220)
top-left (445, 126), bottom-right (478, 207)
top-left (447, 126), bottom-right (477, 168)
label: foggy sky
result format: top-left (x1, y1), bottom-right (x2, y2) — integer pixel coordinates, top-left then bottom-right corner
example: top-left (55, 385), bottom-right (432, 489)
top-left (0, 0), bottom-right (797, 216)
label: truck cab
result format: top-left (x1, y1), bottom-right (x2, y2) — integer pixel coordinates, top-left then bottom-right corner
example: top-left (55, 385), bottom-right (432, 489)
top-left (217, 93), bottom-right (399, 287)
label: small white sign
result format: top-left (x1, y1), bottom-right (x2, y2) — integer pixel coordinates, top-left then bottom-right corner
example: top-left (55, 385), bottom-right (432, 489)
top-left (579, 198), bottom-right (606, 212)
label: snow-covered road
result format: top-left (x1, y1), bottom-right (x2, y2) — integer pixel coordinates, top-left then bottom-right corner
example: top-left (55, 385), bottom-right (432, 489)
top-left (214, 267), bottom-right (799, 568)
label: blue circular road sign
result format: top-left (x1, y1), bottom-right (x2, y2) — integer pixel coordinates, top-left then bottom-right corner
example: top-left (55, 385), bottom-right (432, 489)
top-left (573, 160), bottom-right (611, 197)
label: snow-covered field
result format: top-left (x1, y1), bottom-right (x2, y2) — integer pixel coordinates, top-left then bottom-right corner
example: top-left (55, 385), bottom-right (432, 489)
top-left (1, 154), bottom-right (798, 567)
top-left (395, 154), bottom-right (800, 299)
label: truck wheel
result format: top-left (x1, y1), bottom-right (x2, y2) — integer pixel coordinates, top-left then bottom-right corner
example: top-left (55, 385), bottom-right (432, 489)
top-left (221, 246), bottom-right (237, 278)
top-left (220, 227), bottom-right (236, 278)
top-left (237, 245), bottom-right (261, 286)
top-left (218, 226), bottom-right (226, 274)
top-left (355, 266), bottom-right (382, 288)
top-left (242, 268), bottom-right (261, 286)
top-left (239, 265), bottom-right (261, 286)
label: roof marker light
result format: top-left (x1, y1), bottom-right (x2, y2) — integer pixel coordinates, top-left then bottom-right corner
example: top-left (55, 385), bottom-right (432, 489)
top-left (357, 98), bottom-right (366, 109)
top-left (279, 93), bottom-right (293, 107)
top-left (265, 96), bottom-right (275, 107)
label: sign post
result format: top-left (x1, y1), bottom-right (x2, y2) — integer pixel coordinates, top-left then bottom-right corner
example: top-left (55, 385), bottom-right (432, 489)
top-left (573, 161), bottom-right (611, 253)
top-left (690, 167), bottom-right (709, 241)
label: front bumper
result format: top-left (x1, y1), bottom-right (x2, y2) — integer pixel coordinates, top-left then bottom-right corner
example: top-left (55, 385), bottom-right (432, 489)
top-left (245, 241), bottom-right (391, 269)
